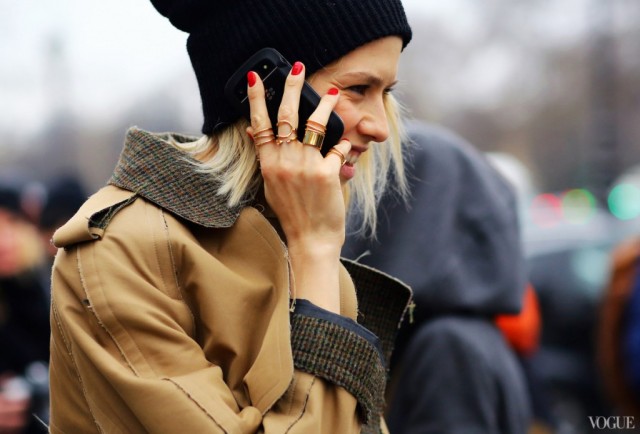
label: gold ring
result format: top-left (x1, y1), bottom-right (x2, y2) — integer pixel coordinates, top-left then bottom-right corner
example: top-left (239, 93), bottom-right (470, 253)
top-left (305, 125), bottom-right (325, 135)
top-left (327, 148), bottom-right (346, 166)
top-left (302, 129), bottom-right (325, 150)
top-left (254, 135), bottom-right (275, 144)
top-left (254, 137), bottom-right (276, 147)
top-left (254, 130), bottom-right (274, 139)
top-left (276, 120), bottom-right (297, 143)
top-left (253, 126), bottom-right (273, 136)
top-left (306, 119), bottom-right (327, 134)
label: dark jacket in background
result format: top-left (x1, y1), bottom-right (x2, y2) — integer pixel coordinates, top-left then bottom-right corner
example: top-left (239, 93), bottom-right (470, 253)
top-left (0, 273), bottom-right (50, 375)
top-left (343, 122), bottom-right (531, 434)
top-left (0, 184), bottom-right (50, 375)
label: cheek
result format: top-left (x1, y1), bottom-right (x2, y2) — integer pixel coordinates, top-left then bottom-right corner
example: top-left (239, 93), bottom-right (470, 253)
top-left (334, 101), bottom-right (359, 135)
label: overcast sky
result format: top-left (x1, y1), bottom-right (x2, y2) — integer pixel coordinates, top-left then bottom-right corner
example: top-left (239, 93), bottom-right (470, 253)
top-left (0, 0), bottom-right (595, 141)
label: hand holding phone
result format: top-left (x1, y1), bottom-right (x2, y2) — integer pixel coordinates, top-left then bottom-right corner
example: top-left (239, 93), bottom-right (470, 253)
top-left (240, 52), bottom-right (351, 315)
top-left (224, 48), bottom-right (344, 155)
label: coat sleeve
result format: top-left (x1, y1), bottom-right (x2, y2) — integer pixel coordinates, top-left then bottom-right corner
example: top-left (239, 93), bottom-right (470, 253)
top-left (49, 213), bottom-right (263, 433)
top-left (288, 300), bottom-right (387, 426)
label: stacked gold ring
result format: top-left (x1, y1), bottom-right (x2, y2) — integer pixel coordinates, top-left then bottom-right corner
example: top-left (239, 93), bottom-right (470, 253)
top-left (253, 127), bottom-right (276, 147)
top-left (302, 119), bottom-right (327, 150)
top-left (306, 120), bottom-right (326, 134)
top-left (276, 120), bottom-right (297, 145)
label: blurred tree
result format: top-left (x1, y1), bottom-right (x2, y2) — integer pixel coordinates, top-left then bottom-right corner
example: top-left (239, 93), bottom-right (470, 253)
top-left (397, 0), bottom-right (640, 195)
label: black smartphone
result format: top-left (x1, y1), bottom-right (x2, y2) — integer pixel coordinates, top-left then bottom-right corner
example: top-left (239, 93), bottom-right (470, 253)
top-left (224, 47), bottom-right (344, 155)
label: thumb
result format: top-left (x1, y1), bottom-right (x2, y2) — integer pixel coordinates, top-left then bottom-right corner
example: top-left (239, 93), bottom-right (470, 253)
top-left (325, 138), bottom-right (351, 167)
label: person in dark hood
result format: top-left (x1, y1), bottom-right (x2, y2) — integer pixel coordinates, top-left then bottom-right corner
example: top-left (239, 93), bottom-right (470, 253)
top-left (343, 122), bottom-right (532, 434)
top-left (0, 183), bottom-right (50, 433)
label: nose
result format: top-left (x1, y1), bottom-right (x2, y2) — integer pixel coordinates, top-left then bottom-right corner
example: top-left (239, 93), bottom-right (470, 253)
top-left (357, 98), bottom-right (390, 143)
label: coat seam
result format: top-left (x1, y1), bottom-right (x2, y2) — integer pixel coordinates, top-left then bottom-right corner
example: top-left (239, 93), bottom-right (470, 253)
top-left (242, 209), bottom-right (295, 414)
top-left (160, 210), bottom-right (185, 300)
top-left (79, 243), bottom-right (142, 376)
top-left (163, 378), bottom-right (229, 433)
top-left (150, 204), bottom-right (170, 298)
top-left (160, 209), bottom-right (197, 337)
top-left (283, 375), bottom-right (316, 433)
top-left (52, 249), bottom-right (106, 434)
top-left (51, 299), bottom-right (71, 355)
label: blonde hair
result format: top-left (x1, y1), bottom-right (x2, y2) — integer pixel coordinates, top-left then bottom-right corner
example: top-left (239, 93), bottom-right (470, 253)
top-left (177, 94), bottom-right (407, 237)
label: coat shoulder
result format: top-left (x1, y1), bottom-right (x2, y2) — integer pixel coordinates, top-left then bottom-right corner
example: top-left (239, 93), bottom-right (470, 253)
top-left (53, 184), bottom-right (204, 252)
top-left (53, 185), bottom-right (139, 248)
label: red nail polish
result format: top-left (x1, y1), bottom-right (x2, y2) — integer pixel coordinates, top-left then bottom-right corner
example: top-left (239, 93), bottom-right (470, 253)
top-left (341, 137), bottom-right (350, 142)
top-left (247, 71), bottom-right (257, 87)
top-left (328, 87), bottom-right (339, 96)
top-left (291, 62), bottom-right (303, 76)
top-left (248, 132), bottom-right (254, 140)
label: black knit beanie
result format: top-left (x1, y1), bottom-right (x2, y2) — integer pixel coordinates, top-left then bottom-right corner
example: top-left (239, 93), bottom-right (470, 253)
top-left (150, 0), bottom-right (412, 135)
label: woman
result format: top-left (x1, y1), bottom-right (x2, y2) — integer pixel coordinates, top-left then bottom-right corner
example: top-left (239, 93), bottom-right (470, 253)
top-left (49, 1), bottom-right (414, 433)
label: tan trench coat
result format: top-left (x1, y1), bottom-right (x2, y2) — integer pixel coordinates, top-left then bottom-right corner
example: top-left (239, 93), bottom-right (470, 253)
top-left (48, 129), bottom-right (413, 434)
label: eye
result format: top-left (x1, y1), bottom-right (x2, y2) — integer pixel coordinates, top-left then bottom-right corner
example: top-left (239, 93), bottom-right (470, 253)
top-left (345, 85), bottom-right (369, 95)
top-left (384, 86), bottom-right (395, 95)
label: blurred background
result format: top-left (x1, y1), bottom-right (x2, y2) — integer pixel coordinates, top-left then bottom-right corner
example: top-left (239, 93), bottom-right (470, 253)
top-left (1, 0), bottom-right (640, 433)
top-left (2, 0), bottom-right (640, 197)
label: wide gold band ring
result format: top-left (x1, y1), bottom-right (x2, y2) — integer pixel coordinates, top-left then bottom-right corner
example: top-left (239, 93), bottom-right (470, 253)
top-left (302, 129), bottom-right (325, 150)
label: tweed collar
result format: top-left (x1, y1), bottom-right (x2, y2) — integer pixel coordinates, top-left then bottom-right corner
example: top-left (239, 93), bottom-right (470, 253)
top-left (109, 128), bottom-right (248, 228)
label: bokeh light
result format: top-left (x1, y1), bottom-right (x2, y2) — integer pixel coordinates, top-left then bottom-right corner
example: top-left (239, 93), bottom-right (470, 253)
top-left (608, 183), bottom-right (640, 220)
top-left (570, 247), bottom-right (611, 299)
top-left (530, 193), bottom-right (563, 227)
top-left (562, 189), bottom-right (597, 224)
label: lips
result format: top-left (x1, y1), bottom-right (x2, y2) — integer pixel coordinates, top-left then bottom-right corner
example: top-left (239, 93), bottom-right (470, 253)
top-left (346, 144), bottom-right (368, 165)
top-left (349, 144), bottom-right (368, 154)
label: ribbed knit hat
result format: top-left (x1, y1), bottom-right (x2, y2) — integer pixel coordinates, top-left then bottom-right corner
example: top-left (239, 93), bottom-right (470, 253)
top-left (150, 0), bottom-right (412, 135)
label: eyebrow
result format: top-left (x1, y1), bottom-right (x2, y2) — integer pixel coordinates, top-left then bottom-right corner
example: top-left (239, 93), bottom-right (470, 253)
top-left (337, 71), bottom-right (398, 88)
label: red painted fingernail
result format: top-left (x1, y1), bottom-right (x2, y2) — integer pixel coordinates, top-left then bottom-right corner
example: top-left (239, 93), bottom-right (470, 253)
top-left (341, 137), bottom-right (350, 142)
top-left (248, 132), bottom-right (254, 140)
top-left (247, 71), bottom-right (257, 87)
top-left (291, 61), bottom-right (304, 76)
top-left (328, 87), bottom-right (339, 96)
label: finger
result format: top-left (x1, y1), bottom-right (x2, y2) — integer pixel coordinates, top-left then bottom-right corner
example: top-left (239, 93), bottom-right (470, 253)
top-left (324, 138), bottom-right (352, 168)
top-left (277, 61), bottom-right (305, 134)
top-left (306, 87), bottom-right (340, 127)
top-left (246, 71), bottom-right (277, 156)
top-left (299, 88), bottom-right (340, 155)
top-left (246, 71), bottom-right (271, 130)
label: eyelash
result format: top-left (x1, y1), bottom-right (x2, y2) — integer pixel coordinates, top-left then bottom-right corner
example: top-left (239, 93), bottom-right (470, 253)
top-left (346, 85), bottom-right (368, 95)
top-left (345, 85), bottom-right (395, 96)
